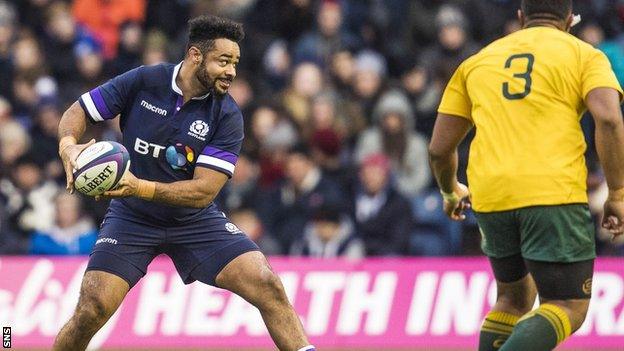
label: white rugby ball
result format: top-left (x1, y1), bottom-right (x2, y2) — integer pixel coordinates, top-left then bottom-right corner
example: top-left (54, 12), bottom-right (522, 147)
top-left (73, 141), bottom-right (130, 196)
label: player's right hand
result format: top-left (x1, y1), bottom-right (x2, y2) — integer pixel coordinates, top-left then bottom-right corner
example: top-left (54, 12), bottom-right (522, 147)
top-left (59, 138), bottom-right (95, 194)
top-left (602, 198), bottom-right (624, 239)
top-left (442, 182), bottom-right (471, 221)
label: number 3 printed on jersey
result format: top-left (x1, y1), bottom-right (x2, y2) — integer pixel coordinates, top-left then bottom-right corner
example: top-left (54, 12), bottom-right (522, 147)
top-left (502, 53), bottom-right (534, 100)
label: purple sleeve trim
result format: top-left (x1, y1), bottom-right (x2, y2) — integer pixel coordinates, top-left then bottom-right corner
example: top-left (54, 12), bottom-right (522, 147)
top-left (90, 88), bottom-right (114, 119)
top-left (201, 146), bottom-right (238, 165)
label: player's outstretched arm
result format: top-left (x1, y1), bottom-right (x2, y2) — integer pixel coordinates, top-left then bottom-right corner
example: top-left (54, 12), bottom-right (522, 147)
top-left (587, 87), bottom-right (624, 237)
top-left (429, 113), bottom-right (473, 220)
top-left (101, 166), bottom-right (227, 208)
top-left (58, 101), bottom-right (95, 194)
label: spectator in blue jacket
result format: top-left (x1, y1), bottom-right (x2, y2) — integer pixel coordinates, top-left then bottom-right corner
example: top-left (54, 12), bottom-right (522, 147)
top-left (30, 192), bottom-right (97, 255)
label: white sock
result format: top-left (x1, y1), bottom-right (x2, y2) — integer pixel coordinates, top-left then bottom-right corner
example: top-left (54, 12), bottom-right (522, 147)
top-left (296, 346), bottom-right (315, 351)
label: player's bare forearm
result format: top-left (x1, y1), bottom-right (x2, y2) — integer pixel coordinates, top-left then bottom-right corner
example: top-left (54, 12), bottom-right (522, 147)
top-left (58, 101), bottom-right (96, 192)
top-left (429, 113), bottom-right (473, 192)
top-left (596, 124), bottom-right (624, 190)
top-left (152, 179), bottom-right (218, 208)
top-left (587, 88), bottom-right (624, 191)
top-left (430, 151), bottom-right (460, 193)
top-left (107, 167), bottom-right (230, 208)
top-left (58, 101), bottom-right (87, 141)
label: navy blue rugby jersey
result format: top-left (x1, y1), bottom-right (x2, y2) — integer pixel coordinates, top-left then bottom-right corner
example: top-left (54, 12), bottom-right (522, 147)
top-left (78, 63), bottom-right (242, 225)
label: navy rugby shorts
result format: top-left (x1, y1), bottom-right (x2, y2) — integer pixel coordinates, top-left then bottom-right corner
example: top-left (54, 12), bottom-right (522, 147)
top-left (86, 212), bottom-right (259, 288)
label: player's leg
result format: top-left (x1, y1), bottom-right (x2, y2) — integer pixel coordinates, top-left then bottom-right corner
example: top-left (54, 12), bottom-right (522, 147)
top-left (170, 216), bottom-right (313, 351)
top-left (528, 259), bottom-right (593, 330)
top-left (214, 251), bottom-right (313, 351)
top-left (499, 204), bottom-right (595, 351)
top-left (499, 259), bottom-right (593, 351)
top-left (54, 215), bottom-right (161, 351)
top-left (474, 211), bottom-right (535, 351)
top-left (53, 270), bottom-right (129, 351)
top-left (479, 254), bottom-right (537, 351)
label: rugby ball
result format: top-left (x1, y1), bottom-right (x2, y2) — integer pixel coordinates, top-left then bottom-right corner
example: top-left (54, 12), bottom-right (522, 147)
top-left (73, 141), bottom-right (130, 196)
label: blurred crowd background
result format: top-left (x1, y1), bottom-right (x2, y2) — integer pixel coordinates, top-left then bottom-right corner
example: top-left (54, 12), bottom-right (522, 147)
top-left (1, 0), bottom-right (623, 258)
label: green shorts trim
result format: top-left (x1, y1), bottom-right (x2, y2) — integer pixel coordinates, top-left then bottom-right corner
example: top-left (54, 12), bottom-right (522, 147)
top-left (474, 204), bottom-right (596, 262)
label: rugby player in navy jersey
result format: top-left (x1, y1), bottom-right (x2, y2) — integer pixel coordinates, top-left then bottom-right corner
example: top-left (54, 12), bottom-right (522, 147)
top-left (54, 15), bottom-right (314, 351)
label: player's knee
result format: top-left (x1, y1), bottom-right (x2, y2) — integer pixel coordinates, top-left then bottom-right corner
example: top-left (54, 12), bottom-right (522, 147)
top-left (495, 283), bottom-right (536, 315)
top-left (550, 299), bottom-right (590, 332)
top-left (496, 293), bottom-right (534, 315)
top-left (74, 294), bottom-right (110, 330)
top-left (254, 270), bottom-right (289, 306)
top-left (572, 308), bottom-right (589, 332)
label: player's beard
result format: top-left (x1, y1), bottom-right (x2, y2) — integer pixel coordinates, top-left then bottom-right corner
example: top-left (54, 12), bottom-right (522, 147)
top-left (196, 61), bottom-right (232, 96)
top-left (195, 64), bottom-right (214, 94)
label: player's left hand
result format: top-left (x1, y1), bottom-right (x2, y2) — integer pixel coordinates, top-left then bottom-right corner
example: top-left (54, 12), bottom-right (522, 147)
top-left (602, 197), bottom-right (624, 240)
top-left (442, 183), bottom-right (471, 221)
top-left (96, 171), bottom-right (140, 200)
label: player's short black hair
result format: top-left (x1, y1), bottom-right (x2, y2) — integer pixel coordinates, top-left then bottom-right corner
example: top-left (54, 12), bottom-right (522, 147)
top-left (521, 0), bottom-right (572, 21)
top-left (187, 15), bottom-right (244, 54)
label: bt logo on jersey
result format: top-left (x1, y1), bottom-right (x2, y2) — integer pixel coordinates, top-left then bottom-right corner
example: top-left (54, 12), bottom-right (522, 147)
top-left (134, 137), bottom-right (166, 158)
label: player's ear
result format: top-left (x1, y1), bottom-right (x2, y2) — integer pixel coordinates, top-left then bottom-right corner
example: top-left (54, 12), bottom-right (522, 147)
top-left (564, 13), bottom-right (574, 32)
top-left (188, 46), bottom-right (203, 66)
top-left (517, 10), bottom-right (524, 27)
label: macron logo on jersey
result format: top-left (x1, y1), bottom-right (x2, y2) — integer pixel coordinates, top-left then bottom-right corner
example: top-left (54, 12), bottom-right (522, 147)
top-left (96, 237), bottom-right (118, 245)
top-left (141, 100), bottom-right (167, 116)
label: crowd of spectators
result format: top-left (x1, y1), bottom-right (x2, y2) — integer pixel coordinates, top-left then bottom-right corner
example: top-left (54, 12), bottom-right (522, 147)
top-left (1, 0), bottom-right (623, 257)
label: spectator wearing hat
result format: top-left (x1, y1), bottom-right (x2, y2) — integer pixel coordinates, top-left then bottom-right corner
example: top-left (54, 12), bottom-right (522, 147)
top-left (352, 153), bottom-right (412, 256)
top-left (261, 143), bottom-right (345, 252)
top-left (352, 49), bottom-right (387, 121)
top-left (418, 5), bottom-right (479, 83)
top-left (355, 89), bottom-right (431, 198)
top-left (290, 202), bottom-right (364, 259)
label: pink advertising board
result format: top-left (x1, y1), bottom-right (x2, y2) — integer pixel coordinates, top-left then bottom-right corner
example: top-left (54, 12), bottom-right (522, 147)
top-left (1, 257), bottom-right (623, 349)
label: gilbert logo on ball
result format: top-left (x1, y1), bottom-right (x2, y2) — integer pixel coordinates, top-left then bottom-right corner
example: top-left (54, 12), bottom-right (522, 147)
top-left (73, 141), bottom-right (131, 196)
